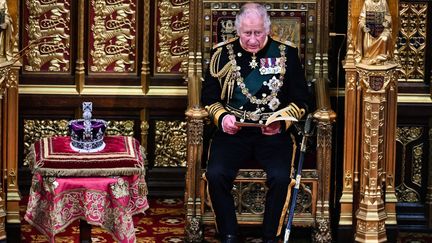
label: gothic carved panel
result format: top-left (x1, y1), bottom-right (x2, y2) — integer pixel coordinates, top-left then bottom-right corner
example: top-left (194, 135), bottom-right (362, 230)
top-left (202, 1), bottom-right (317, 82)
top-left (89, 0), bottom-right (137, 73)
top-left (395, 126), bottom-right (425, 202)
top-left (23, 0), bottom-right (71, 72)
top-left (398, 2), bottom-right (427, 81)
top-left (154, 0), bottom-right (189, 74)
top-left (154, 120), bottom-right (187, 167)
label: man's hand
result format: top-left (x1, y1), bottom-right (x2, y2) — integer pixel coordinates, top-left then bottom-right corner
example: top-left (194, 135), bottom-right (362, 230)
top-left (261, 121), bottom-right (281, 135)
top-left (221, 115), bottom-right (241, 134)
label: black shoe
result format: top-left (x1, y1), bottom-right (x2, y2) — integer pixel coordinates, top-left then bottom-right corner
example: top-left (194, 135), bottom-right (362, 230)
top-left (221, 234), bottom-right (238, 243)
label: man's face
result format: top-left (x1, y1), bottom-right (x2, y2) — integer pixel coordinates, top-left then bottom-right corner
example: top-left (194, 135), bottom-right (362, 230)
top-left (237, 14), bottom-right (267, 53)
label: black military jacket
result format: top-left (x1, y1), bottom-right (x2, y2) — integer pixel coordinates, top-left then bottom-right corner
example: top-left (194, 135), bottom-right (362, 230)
top-left (202, 36), bottom-right (310, 128)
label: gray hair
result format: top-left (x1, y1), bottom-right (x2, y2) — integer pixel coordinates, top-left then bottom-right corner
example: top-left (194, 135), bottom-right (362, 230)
top-left (235, 3), bottom-right (271, 34)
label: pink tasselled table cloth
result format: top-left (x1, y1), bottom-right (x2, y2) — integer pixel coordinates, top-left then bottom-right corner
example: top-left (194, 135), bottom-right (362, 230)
top-left (24, 136), bottom-right (149, 243)
top-left (24, 173), bottom-right (149, 243)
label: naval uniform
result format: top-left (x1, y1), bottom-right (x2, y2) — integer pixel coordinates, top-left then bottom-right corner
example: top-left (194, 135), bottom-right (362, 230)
top-left (201, 36), bottom-right (311, 240)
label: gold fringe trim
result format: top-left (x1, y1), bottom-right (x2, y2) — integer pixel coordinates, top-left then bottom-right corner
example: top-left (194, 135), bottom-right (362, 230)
top-left (34, 167), bottom-right (145, 177)
top-left (27, 144), bottom-right (36, 169)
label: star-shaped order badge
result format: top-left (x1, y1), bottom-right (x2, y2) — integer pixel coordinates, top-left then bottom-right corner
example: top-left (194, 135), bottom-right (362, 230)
top-left (249, 55), bottom-right (258, 69)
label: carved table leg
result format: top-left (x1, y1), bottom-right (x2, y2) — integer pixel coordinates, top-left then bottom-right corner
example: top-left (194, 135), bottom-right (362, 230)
top-left (79, 220), bottom-right (92, 243)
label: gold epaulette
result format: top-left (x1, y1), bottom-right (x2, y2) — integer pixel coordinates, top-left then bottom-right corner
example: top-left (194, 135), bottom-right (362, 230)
top-left (212, 37), bottom-right (239, 49)
top-left (272, 36), bottom-right (297, 49)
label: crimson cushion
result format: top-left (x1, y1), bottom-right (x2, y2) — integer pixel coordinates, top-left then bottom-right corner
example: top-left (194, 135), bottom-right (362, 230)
top-left (29, 136), bottom-right (146, 177)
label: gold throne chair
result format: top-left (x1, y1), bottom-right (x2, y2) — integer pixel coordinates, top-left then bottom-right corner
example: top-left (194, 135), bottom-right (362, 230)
top-left (185, 1), bottom-right (335, 242)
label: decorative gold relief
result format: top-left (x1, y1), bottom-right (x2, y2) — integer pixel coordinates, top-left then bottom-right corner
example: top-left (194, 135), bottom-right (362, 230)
top-left (155, 0), bottom-right (189, 73)
top-left (187, 118), bottom-right (204, 145)
top-left (105, 120), bottom-right (134, 136)
top-left (209, 180), bottom-right (313, 215)
top-left (154, 120), bottom-right (187, 167)
top-left (412, 144), bottom-right (423, 186)
top-left (90, 0), bottom-right (137, 73)
top-left (23, 119), bottom-right (69, 166)
top-left (344, 170), bottom-right (352, 189)
top-left (239, 183), bottom-right (266, 214)
top-left (6, 67), bottom-right (18, 89)
top-left (24, 0), bottom-right (71, 72)
top-left (395, 126), bottom-right (423, 202)
top-left (398, 2), bottom-right (427, 81)
top-left (313, 218), bottom-right (332, 243)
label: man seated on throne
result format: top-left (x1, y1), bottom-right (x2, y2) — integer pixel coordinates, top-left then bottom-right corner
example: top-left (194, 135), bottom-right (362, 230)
top-left (355, 0), bottom-right (393, 65)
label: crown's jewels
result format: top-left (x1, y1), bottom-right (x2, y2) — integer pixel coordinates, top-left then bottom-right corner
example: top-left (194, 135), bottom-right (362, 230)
top-left (68, 102), bottom-right (107, 152)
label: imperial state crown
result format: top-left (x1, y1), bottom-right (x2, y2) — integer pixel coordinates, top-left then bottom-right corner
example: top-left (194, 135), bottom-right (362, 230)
top-left (68, 102), bottom-right (107, 152)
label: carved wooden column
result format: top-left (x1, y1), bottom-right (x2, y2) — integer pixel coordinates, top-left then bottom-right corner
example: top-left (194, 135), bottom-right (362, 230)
top-left (140, 0), bottom-right (151, 93)
top-left (0, 61), bottom-right (10, 240)
top-left (355, 63), bottom-right (398, 242)
top-left (75, 0), bottom-right (85, 93)
top-left (184, 0), bottom-right (205, 241)
top-left (340, 0), bottom-right (359, 226)
top-left (340, 45), bottom-right (359, 227)
top-left (313, 110), bottom-right (336, 242)
top-left (4, 64), bottom-right (20, 224)
top-left (384, 63), bottom-right (398, 225)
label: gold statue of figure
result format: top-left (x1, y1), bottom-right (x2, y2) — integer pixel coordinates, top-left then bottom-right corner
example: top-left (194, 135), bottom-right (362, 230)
top-left (0, 0), bottom-right (13, 61)
top-left (355, 0), bottom-right (393, 65)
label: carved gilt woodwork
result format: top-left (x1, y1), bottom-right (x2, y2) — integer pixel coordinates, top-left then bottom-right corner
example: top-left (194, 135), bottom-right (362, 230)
top-left (398, 2), bottom-right (427, 82)
top-left (89, 0), bottom-right (137, 73)
top-left (343, 2), bottom-right (400, 239)
top-left (154, 120), bottom-right (187, 167)
top-left (395, 126), bottom-right (424, 202)
top-left (154, 0), bottom-right (189, 74)
top-left (355, 63), bottom-right (399, 242)
top-left (23, 0), bottom-right (71, 72)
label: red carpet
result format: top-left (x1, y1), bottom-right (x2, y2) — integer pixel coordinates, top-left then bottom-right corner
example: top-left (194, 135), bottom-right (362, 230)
top-left (21, 197), bottom-right (191, 242)
top-left (20, 197), bottom-right (432, 242)
top-left (21, 197), bottom-right (226, 242)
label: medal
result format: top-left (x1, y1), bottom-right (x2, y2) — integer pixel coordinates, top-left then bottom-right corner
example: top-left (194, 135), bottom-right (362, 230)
top-left (249, 54), bottom-right (258, 69)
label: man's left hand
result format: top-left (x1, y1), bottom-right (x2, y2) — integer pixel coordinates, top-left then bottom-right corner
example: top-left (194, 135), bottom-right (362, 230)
top-left (261, 121), bottom-right (281, 135)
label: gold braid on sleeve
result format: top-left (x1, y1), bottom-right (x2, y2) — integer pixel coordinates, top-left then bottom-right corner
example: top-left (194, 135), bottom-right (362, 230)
top-left (205, 102), bottom-right (228, 126)
top-left (209, 47), bottom-right (235, 102)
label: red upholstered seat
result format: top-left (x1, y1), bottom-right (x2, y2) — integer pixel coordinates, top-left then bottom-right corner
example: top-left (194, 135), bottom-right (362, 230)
top-left (29, 136), bottom-right (146, 177)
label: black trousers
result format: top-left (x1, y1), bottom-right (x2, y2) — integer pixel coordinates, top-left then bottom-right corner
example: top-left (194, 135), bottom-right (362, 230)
top-left (206, 128), bottom-right (293, 239)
